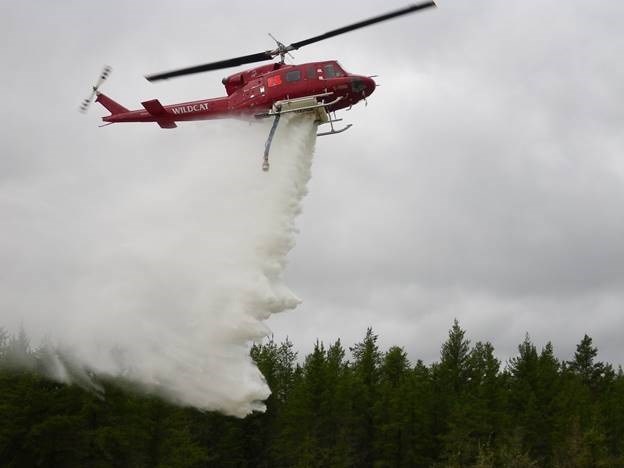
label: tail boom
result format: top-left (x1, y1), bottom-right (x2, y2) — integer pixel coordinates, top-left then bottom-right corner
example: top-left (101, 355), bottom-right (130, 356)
top-left (98, 95), bottom-right (233, 128)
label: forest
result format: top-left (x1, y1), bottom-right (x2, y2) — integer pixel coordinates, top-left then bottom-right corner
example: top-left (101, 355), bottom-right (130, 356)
top-left (1, 320), bottom-right (623, 467)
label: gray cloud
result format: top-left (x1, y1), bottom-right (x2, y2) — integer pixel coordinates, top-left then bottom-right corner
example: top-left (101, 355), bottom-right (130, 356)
top-left (1, 0), bottom-right (623, 392)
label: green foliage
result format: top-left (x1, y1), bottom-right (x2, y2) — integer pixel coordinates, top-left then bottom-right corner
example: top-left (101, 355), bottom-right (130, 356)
top-left (0, 324), bottom-right (622, 467)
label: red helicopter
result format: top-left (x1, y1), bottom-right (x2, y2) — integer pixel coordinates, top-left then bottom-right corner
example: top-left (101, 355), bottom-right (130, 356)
top-left (81, 2), bottom-right (436, 171)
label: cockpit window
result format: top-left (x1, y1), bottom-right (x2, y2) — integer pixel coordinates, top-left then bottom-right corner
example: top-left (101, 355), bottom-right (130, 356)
top-left (324, 64), bottom-right (337, 78)
top-left (286, 70), bottom-right (302, 82)
top-left (324, 64), bottom-right (344, 78)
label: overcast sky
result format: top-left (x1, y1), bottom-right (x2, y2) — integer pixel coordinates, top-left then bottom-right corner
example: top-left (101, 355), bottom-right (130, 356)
top-left (2, 0), bottom-right (624, 372)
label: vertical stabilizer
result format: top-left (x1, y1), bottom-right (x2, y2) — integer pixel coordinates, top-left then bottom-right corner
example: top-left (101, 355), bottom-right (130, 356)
top-left (95, 93), bottom-right (129, 115)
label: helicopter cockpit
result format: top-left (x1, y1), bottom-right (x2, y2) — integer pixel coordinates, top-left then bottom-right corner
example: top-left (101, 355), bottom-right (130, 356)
top-left (322, 62), bottom-right (345, 78)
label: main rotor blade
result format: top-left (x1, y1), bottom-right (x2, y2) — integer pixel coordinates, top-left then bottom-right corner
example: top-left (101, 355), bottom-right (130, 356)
top-left (290, 2), bottom-right (436, 50)
top-left (146, 51), bottom-right (274, 81)
top-left (145, 2), bottom-right (435, 81)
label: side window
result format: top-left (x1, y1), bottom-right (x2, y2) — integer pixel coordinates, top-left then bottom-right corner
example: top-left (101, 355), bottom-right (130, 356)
top-left (306, 66), bottom-right (316, 79)
top-left (286, 70), bottom-right (302, 82)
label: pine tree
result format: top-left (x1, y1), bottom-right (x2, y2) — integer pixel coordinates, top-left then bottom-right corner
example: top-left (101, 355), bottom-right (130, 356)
top-left (0, 327), bottom-right (8, 362)
top-left (302, 339), bottom-right (327, 461)
top-left (323, 339), bottom-right (354, 467)
top-left (249, 337), bottom-right (298, 466)
top-left (603, 370), bottom-right (624, 464)
top-left (507, 334), bottom-right (541, 461)
top-left (534, 342), bottom-right (561, 464)
top-left (434, 319), bottom-right (473, 465)
top-left (374, 346), bottom-right (410, 467)
top-left (350, 328), bottom-right (382, 467)
top-left (555, 335), bottom-right (615, 467)
top-left (4, 327), bottom-right (36, 371)
top-left (439, 319), bottom-right (471, 395)
top-left (568, 334), bottom-right (614, 394)
top-left (465, 341), bottom-right (505, 460)
top-left (404, 360), bottom-right (436, 466)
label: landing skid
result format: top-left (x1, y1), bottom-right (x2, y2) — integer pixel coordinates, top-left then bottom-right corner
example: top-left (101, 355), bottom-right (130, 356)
top-left (317, 116), bottom-right (352, 137)
top-left (317, 124), bottom-right (352, 137)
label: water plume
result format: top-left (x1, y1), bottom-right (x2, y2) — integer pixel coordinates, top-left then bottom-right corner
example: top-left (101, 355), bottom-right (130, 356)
top-left (0, 114), bottom-right (317, 416)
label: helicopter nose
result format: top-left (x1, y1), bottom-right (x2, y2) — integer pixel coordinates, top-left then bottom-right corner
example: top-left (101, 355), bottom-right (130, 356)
top-left (351, 76), bottom-right (377, 96)
top-left (364, 76), bottom-right (376, 95)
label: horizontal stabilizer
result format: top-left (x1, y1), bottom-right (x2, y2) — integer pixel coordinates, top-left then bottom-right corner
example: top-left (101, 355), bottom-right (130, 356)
top-left (142, 99), bottom-right (177, 129)
top-left (157, 121), bottom-right (177, 129)
top-left (142, 99), bottom-right (169, 117)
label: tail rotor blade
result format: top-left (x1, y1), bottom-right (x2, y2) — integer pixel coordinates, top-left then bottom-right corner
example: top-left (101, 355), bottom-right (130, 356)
top-left (79, 97), bottom-right (92, 113)
top-left (80, 65), bottom-right (112, 113)
top-left (94, 65), bottom-right (112, 88)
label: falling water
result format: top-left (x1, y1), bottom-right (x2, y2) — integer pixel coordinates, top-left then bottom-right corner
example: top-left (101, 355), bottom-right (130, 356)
top-left (0, 114), bottom-right (318, 416)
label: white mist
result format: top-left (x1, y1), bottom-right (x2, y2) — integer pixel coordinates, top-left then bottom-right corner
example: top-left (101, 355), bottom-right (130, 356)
top-left (0, 114), bottom-right (317, 416)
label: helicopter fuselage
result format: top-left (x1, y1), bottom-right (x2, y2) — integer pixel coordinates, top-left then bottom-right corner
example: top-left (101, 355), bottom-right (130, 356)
top-left (97, 61), bottom-right (376, 128)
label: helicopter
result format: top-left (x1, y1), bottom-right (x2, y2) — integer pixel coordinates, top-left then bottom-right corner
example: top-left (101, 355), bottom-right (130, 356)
top-left (81, 2), bottom-right (436, 171)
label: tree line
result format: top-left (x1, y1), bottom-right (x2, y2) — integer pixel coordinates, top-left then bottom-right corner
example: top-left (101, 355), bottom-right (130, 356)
top-left (0, 321), bottom-right (623, 467)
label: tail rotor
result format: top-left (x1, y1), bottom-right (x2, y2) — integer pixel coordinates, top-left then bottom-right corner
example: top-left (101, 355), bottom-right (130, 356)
top-left (80, 65), bottom-right (112, 113)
